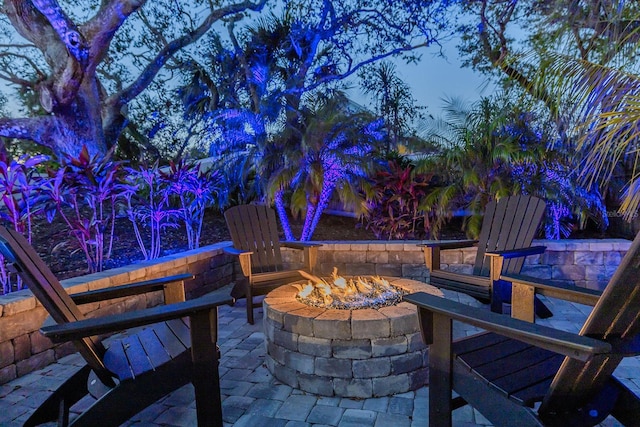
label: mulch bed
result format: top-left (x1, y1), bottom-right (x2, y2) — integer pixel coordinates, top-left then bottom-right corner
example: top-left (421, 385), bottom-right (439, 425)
top-left (30, 210), bottom-right (386, 279)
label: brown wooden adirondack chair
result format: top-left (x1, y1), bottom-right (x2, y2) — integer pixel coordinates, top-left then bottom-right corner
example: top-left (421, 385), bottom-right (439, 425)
top-left (224, 204), bottom-right (321, 324)
top-left (419, 195), bottom-right (549, 315)
top-left (0, 226), bottom-right (231, 427)
top-left (405, 230), bottom-right (640, 426)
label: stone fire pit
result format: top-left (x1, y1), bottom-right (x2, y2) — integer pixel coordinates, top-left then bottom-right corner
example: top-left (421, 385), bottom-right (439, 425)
top-left (263, 277), bottom-right (443, 398)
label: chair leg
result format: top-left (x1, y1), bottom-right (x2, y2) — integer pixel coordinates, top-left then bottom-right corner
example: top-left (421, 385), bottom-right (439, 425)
top-left (247, 284), bottom-right (254, 325)
top-left (24, 365), bottom-right (91, 427)
top-left (190, 309), bottom-right (223, 427)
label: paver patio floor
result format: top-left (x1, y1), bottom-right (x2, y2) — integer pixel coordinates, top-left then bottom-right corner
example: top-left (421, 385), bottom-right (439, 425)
top-left (1, 289), bottom-right (636, 426)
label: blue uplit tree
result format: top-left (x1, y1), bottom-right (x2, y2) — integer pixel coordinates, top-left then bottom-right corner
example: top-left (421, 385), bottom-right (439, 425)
top-left (181, 0), bottom-right (450, 236)
top-left (267, 94), bottom-right (383, 240)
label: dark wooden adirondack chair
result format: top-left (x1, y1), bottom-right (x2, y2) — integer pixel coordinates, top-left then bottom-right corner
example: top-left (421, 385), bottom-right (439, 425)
top-left (0, 226), bottom-right (231, 427)
top-left (405, 230), bottom-right (640, 426)
top-left (419, 195), bottom-right (548, 314)
top-left (224, 204), bottom-right (321, 324)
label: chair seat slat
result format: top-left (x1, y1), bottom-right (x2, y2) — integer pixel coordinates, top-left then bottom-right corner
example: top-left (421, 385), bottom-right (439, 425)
top-left (473, 345), bottom-right (558, 383)
top-left (121, 334), bottom-right (154, 378)
top-left (137, 326), bottom-right (172, 368)
top-left (104, 340), bottom-right (134, 381)
top-left (151, 321), bottom-right (188, 359)
top-left (166, 318), bottom-right (191, 348)
top-left (453, 331), bottom-right (508, 355)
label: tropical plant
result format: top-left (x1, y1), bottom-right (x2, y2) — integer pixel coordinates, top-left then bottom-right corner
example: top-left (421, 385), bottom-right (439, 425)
top-left (360, 61), bottom-right (425, 153)
top-left (41, 146), bottom-right (127, 273)
top-left (124, 162), bottom-right (180, 260)
top-left (180, 1), bottom-right (450, 215)
top-left (267, 94), bottom-right (383, 240)
top-left (365, 158), bottom-right (434, 240)
top-left (162, 159), bottom-right (227, 250)
top-left (0, 153), bottom-right (48, 294)
top-left (418, 97), bottom-right (606, 239)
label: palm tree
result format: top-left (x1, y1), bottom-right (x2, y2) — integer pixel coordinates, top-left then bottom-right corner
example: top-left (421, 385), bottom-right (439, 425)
top-left (267, 93), bottom-right (383, 240)
top-left (360, 61), bottom-right (423, 153)
top-left (417, 95), bottom-right (606, 239)
top-left (416, 97), bottom-right (527, 237)
top-left (534, 50), bottom-right (640, 222)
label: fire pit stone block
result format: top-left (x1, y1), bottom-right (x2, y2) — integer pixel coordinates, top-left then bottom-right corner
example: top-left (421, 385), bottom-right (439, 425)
top-left (313, 310), bottom-right (352, 339)
top-left (298, 335), bottom-right (332, 357)
top-left (351, 309), bottom-right (390, 338)
top-left (371, 336), bottom-right (408, 357)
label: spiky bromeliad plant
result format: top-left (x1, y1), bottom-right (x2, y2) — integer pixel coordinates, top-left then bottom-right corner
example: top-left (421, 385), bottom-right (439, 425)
top-left (0, 153), bottom-right (48, 293)
top-left (162, 159), bottom-right (227, 250)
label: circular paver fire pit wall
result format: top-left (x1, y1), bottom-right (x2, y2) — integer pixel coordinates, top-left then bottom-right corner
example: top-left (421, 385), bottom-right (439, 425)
top-left (263, 277), bottom-right (443, 398)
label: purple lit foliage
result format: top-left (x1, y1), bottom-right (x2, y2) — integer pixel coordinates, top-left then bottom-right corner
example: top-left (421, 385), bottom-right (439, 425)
top-left (0, 153), bottom-right (48, 293)
top-left (181, 1), bottom-right (450, 220)
top-left (501, 113), bottom-right (607, 239)
top-left (41, 146), bottom-right (127, 273)
top-left (268, 95), bottom-right (383, 241)
top-left (162, 159), bottom-right (227, 250)
top-left (123, 162), bottom-right (180, 261)
top-left (419, 98), bottom-right (607, 239)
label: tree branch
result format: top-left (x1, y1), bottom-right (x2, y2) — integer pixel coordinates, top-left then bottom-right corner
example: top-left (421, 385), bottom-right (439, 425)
top-left (3, 1), bottom-right (52, 47)
top-left (114, 0), bottom-right (267, 106)
top-left (227, 18), bottom-right (261, 113)
top-left (0, 116), bottom-right (56, 149)
top-left (30, 0), bottom-right (87, 62)
top-left (81, 0), bottom-right (146, 74)
top-left (301, 42), bottom-right (427, 94)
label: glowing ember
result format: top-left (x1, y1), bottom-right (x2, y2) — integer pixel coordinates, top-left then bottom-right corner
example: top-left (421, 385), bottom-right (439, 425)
top-left (295, 268), bottom-right (406, 309)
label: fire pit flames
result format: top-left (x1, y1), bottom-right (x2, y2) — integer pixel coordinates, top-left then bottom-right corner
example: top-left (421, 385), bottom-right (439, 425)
top-left (295, 268), bottom-right (406, 310)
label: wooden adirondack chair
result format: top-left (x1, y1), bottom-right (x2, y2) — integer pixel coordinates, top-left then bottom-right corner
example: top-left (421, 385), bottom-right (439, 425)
top-left (0, 226), bottom-right (231, 427)
top-left (419, 195), bottom-right (549, 315)
top-left (405, 230), bottom-right (640, 426)
top-left (224, 204), bottom-right (321, 324)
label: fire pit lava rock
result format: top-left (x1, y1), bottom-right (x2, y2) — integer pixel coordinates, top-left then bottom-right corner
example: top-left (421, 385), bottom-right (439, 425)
top-left (263, 276), bottom-right (443, 398)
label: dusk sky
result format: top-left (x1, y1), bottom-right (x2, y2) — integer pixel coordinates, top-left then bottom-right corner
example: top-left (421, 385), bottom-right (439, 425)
top-left (348, 38), bottom-right (495, 117)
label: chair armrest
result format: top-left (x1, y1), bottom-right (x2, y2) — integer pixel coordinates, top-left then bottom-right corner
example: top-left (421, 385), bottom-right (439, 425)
top-left (223, 246), bottom-right (252, 256)
top-left (282, 242), bottom-right (321, 272)
top-left (418, 240), bottom-right (478, 250)
top-left (419, 240), bottom-right (477, 272)
top-left (281, 241), bottom-right (322, 249)
top-left (404, 291), bottom-right (611, 362)
top-left (41, 288), bottom-right (234, 342)
top-left (485, 245), bottom-right (546, 260)
top-left (223, 245), bottom-right (252, 277)
top-left (501, 273), bottom-right (602, 306)
top-left (70, 273), bottom-right (194, 305)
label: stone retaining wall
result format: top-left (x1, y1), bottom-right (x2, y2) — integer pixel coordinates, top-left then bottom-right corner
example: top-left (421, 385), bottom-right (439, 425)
top-left (282, 239), bottom-right (631, 291)
top-left (0, 242), bottom-right (234, 385)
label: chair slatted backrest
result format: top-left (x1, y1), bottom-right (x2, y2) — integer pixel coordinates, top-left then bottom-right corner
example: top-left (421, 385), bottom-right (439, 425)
top-left (473, 195), bottom-right (546, 277)
top-left (541, 230), bottom-right (640, 415)
top-left (0, 227), bottom-right (108, 374)
top-left (224, 205), bottom-right (284, 273)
